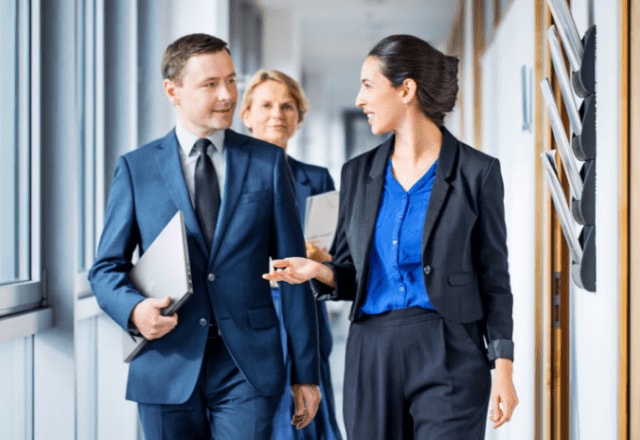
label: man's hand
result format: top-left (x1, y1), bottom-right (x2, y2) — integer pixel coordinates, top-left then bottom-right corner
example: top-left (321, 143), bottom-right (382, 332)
top-left (290, 384), bottom-right (322, 430)
top-left (489, 358), bottom-right (519, 428)
top-left (130, 296), bottom-right (178, 340)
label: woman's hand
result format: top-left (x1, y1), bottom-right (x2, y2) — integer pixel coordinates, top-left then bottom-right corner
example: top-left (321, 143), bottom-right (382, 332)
top-left (489, 358), bottom-right (519, 428)
top-left (263, 257), bottom-right (335, 288)
top-left (306, 241), bottom-right (332, 263)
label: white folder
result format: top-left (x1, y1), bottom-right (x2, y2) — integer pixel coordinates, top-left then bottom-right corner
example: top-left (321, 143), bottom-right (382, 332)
top-left (123, 210), bottom-right (192, 362)
top-left (304, 190), bottom-right (339, 251)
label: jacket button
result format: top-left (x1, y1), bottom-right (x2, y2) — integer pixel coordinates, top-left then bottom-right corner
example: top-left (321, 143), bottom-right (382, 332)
top-left (208, 273), bottom-right (215, 282)
top-left (199, 318), bottom-right (208, 327)
top-left (423, 265), bottom-right (432, 275)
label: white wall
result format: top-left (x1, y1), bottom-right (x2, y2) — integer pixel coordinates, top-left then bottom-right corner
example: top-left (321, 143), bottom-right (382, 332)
top-left (138, 0), bottom-right (229, 146)
top-left (478, 0), bottom-right (623, 438)
top-left (479, 1), bottom-right (537, 438)
top-left (568, 0), bottom-right (622, 438)
top-left (260, 8), bottom-right (308, 158)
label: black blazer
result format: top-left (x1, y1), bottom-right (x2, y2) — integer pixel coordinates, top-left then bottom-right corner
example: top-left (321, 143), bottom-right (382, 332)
top-left (315, 127), bottom-right (514, 359)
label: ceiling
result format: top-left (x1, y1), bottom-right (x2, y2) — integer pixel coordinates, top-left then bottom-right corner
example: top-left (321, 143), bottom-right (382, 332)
top-left (254, 0), bottom-right (462, 84)
top-left (249, 0), bottom-right (462, 161)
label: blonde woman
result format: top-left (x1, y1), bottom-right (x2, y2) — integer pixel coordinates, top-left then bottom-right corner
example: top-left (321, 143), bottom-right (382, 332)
top-left (242, 69), bottom-right (342, 440)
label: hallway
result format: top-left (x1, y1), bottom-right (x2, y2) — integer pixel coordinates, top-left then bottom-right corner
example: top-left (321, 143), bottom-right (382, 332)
top-left (0, 1), bottom-right (634, 439)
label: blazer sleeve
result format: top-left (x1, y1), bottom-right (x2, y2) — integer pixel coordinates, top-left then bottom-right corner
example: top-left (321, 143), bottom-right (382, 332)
top-left (311, 162), bottom-right (358, 302)
top-left (474, 159), bottom-right (514, 360)
top-left (88, 156), bottom-right (146, 331)
top-left (272, 151), bottom-right (321, 385)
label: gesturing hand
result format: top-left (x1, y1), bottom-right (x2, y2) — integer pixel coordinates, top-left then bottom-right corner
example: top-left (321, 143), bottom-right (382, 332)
top-left (262, 257), bottom-right (320, 284)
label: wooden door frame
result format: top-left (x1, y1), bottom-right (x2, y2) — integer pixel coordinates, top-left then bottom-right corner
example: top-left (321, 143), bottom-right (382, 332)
top-left (534, 1), bottom-right (576, 438)
top-left (533, 0), bottom-right (552, 438)
top-left (628, 0), bottom-right (638, 438)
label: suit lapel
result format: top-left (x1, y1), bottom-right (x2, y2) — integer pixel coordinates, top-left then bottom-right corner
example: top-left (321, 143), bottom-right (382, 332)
top-left (209, 130), bottom-right (250, 259)
top-left (422, 127), bottom-right (457, 251)
top-left (358, 137), bottom-right (392, 269)
top-left (153, 131), bottom-right (209, 256)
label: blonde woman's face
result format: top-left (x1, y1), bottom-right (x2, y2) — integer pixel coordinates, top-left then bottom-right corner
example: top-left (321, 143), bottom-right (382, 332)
top-left (242, 80), bottom-right (300, 149)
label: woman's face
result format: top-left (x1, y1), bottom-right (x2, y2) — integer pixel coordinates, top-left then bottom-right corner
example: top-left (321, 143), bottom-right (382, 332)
top-left (355, 56), bottom-right (404, 136)
top-left (242, 80), bottom-right (300, 149)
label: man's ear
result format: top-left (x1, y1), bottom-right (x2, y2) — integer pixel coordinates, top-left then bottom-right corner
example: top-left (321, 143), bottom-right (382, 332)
top-left (163, 79), bottom-right (180, 106)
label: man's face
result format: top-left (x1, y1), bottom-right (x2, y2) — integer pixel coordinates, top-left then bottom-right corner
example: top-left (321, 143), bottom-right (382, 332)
top-left (164, 51), bottom-right (238, 137)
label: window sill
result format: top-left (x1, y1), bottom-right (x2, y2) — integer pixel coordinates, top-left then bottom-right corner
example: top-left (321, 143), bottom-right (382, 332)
top-left (0, 307), bottom-right (54, 344)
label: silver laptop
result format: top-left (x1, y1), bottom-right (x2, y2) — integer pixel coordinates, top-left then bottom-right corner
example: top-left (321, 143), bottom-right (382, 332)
top-left (123, 210), bottom-right (192, 362)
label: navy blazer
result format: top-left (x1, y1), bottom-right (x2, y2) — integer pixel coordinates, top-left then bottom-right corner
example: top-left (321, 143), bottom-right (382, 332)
top-left (287, 155), bottom-right (335, 359)
top-left (314, 127), bottom-right (514, 360)
top-left (89, 129), bottom-right (320, 404)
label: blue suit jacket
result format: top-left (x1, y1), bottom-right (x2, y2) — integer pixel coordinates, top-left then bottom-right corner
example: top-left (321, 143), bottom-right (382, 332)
top-left (89, 129), bottom-right (320, 404)
top-left (287, 156), bottom-right (335, 359)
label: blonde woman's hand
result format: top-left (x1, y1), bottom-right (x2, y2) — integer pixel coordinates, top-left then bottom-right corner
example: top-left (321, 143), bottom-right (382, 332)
top-left (305, 241), bottom-right (332, 263)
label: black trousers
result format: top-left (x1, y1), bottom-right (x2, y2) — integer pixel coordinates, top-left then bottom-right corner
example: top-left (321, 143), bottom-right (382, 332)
top-left (343, 308), bottom-right (491, 440)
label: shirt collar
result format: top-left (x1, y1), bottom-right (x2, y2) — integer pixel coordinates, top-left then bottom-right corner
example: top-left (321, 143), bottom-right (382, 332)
top-left (175, 121), bottom-right (226, 156)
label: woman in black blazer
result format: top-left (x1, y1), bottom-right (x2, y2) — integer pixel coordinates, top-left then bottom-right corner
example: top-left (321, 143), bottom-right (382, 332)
top-left (265, 34), bottom-right (518, 439)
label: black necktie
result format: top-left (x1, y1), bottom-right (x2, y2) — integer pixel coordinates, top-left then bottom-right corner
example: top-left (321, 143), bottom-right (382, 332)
top-left (193, 138), bottom-right (221, 247)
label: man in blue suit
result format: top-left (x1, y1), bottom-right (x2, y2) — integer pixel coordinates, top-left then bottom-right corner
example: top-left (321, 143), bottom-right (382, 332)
top-left (88, 33), bottom-right (321, 439)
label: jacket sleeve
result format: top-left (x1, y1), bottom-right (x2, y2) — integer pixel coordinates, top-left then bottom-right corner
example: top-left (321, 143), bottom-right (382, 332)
top-left (474, 159), bottom-right (514, 361)
top-left (88, 156), bottom-right (146, 331)
top-left (312, 163), bottom-right (357, 302)
top-left (273, 150), bottom-right (321, 385)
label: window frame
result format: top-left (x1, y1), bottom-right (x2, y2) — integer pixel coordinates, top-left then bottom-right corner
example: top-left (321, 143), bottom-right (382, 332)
top-left (0, 0), bottom-right (52, 340)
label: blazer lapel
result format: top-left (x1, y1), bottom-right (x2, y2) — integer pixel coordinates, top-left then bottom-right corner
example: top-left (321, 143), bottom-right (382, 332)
top-left (358, 137), bottom-right (392, 270)
top-left (422, 127), bottom-right (457, 250)
top-left (209, 130), bottom-right (250, 259)
top-left (153, 130), bottom-right (209, 256)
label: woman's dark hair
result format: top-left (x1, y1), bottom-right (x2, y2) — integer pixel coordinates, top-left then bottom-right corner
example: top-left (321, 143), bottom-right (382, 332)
top-left (368, 34), bottom-right (459, 126)
top-left (162, 33), bottom-right (230, 84)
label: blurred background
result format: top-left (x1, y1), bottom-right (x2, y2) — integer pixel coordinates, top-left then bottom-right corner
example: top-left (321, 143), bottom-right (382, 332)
top-left (1, 1), bottom-right (636, 439)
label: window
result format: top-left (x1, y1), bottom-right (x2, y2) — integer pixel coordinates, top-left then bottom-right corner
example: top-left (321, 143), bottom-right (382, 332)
top-left (0, 0), bottom-right (42, 316)
top-left (77, 0), bottom-right (102, 277)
